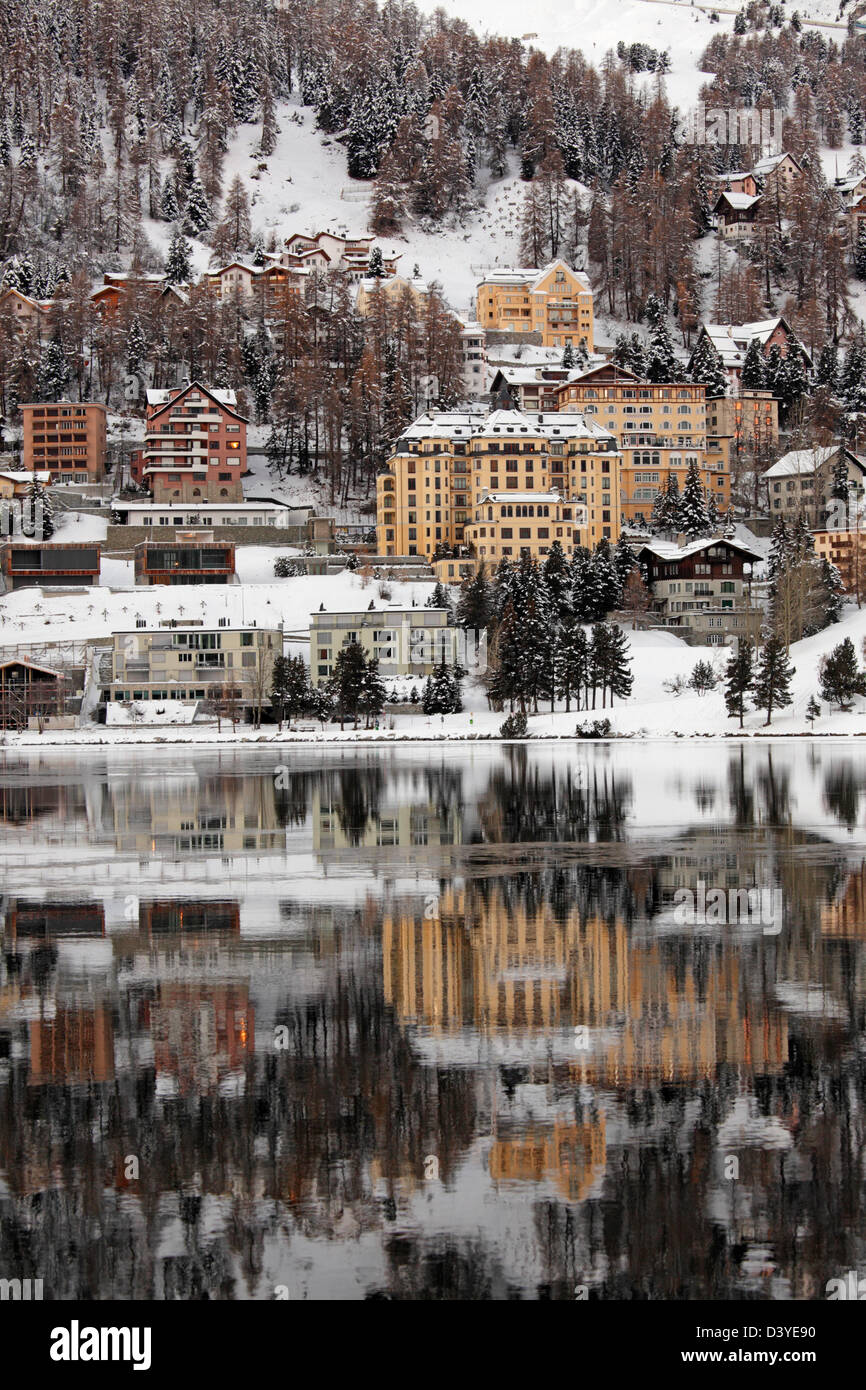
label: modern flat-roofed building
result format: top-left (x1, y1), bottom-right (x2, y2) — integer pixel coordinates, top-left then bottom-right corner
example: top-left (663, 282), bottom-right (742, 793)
top-left (105, 625), bottom-right (283, 704)
top-left (0, 541), bottom-right (100, 590)
top-left (21, 401), bottom-right (107, 482)
top-left (133, 532), bottom-right (236, 585)
top-left (309, 606), bottom-right (457, 685)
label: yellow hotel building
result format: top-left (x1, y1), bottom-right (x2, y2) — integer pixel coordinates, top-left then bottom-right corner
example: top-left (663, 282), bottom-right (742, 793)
top-left (376, 408), bottom-right (621, 560)
top-left (555, 364), bottom-right (731, 527)
top-left (476, 261), bottom-right (594, 352)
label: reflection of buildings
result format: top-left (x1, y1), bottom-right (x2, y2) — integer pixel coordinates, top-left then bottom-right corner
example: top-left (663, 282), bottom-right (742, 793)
top-left (313, 790), bottom-right (461, 861)
top-left (152, 983), bottom-right (253, 1097)
top-left (4, 899), bottom-right (105, 941)
top-left (489, 1116), bottom-right (606, 1204)
top-left (821, 863), bottom-right (866, 938)
top-left (30, 1005), bottom-right (114, 1085)
top-left (140, 901), bottom-right (241, 936)
top-left (383, 888), bottom-right (789, 1082)
top-left (108, 775), bottom-right (287, 856)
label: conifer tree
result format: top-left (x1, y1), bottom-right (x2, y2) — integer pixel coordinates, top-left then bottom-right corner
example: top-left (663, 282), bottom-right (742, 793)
top-left (327, 640), bottom-right (367, 729)
top-left (555, 622), bottom-right (589, 712)
top-left (819, 637), bottom-right (866, 709)
top-left (456, 562), bottom-right (492, 631)
top-left (164, 226), bottom-right (193, 283)
top-left (360, 656), bottom-right (387, 727)
top-left (741, 337), bottom-right (767, 390)
top-left (753, 636), bottom-right (795, 726)
top-left (724, 639), bottom-right (753, 727)
top-left (651, 471), bottom-right (681, 535)
top-left (679, 459), bottom-right (711, 539)
top-left (426, 580), bottom-right (453, 615)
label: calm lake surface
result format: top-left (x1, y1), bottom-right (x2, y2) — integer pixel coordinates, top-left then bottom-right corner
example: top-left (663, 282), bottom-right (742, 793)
top-left (1, 741), bottom-right (866, 1300)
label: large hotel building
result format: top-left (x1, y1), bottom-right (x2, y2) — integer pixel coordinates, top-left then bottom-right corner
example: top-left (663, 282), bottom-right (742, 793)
top-left (376, 408), bottom-right (621, 562)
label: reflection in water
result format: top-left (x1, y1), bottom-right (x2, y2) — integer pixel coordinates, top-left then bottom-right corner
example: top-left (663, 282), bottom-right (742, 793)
top-left (0, 743), bottom-right (864, 1299)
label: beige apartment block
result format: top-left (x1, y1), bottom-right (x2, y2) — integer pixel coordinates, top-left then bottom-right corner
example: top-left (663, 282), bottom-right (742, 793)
top-left (556, 365), bottom-right (730, 526)
top-left (105, 626), bottom-right (283, 703)
top-left (309, 607), bottom-right (456, 686)
top-left (476, 261), bottom-right (594, 352)
top-left (376, 408), bottom-right (620, 560)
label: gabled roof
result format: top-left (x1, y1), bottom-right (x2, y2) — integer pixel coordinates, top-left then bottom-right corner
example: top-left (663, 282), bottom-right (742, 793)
top-left (637, 536), bottom-right (762, 562)
top-left (762, 446), bottom-right (866, 479)
top-left (698, 317), bottom-right (805, 369)
top-left (0, 656), bottom-right (67, 679)
top-left (753, 151), bottom-right (802, 177)
top-left (145, 382), bottom-right (247, 423)
top-left (713, 191), bottom-right (761, 213)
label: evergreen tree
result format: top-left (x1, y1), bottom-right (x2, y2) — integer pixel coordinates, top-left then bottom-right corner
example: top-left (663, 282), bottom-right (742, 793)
top-left (651, 471), bottom-right (681, 535)
top-left (367, 246), bottom-right (385, 278)
top-left (36, 337), bottom-right (70, 401)
top-left (24, 473), bottom-right (53, 540)
top-left (805, 695), bottom-right (821, 726)
top-left (689, 334), bottom-right (727, 396)
top-left (741, 337), bottom-right (767, 390)
top-left (752, 636), bottom-right (794, 726)
top-left (456, 562), bottom-right (492, 631)
top-left (613, 534), bottom-right (636, 590)
top-left (542, 540), bottom-right (572, 622)
top-left (724, 639), bottom-right (753, 727)
top-left (818, 637), bottom-right (866, 709)
top-left (164, 226), bottom-right (193, 284)
top-left (606, 623), bottom-right (633, 704)
top-left (555, 622), bottom-right (589, 712)
top-left (426, 580), bottom-right (454, 615)
top-left (679, 459), bottom-right (711, 539)
top-left (183, 175), bottom-right (212, 237)
top-left (816, 343), bottom-right (839, 391)
top-left (562, 341), bottom-right (575, 370)
top-left (160, 174), bottom-right (180, 221)
top-left (360, 656), bottom-right (387, 727)
top-left (422, 658), bottom-right (462, 714)
top-left (271, 654), bottom-right (310, 727)
top-left (855, 221), bottom-right (866, 280)
top-left (327, 640), bottom-right (367, 728)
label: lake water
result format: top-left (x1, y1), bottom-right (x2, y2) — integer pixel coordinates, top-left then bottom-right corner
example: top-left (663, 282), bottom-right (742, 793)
top-left (1, 741), bottom-right (865, 1300)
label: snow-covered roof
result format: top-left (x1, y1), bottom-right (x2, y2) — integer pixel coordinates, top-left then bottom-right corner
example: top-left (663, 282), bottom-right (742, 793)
top-left (477, 260), bottom-right (591, 293)
top-left (637, 536), bottom-right (762, 561)
top-left (492, 365), bottom-right (582, 386)
top-left (714, 191), bottom-right (761, 212)
top-left (753, 152), bottom-right (799, 176)
top-left (0, 470), bottom-right (51, 483)
top-left (393, 406), bottom-right (614, 445)
top-left (762, 446), bottom-right (840, 479)
top-left (146, 385), bottom-right (238, 409)
top-left (707, 170), bottom-right (752, 182)
top-left (701, 319), bottom-right (786, 368)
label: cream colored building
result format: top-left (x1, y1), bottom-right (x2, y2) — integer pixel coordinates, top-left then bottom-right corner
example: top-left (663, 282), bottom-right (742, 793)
top-left (104, 625), bottom-right (283, 704)
top-left (376, 408), bottom-right (620, 560)
top-left (309, 606), bottom-right (456, 686)
top-left (556, 365), bottom-right (731, 527)
top-left (355, 274), bottom-right (429, 317)
top-left (463, 489), bottom-right (588, 564)
top-left (476, 261), bottom-right (594, 351)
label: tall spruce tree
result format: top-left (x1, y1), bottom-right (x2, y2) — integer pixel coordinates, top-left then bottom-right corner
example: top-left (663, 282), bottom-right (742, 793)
top-left (724, 639), bottom-right (753, 727)
top-left (753, 636), bottom-right (794, 726)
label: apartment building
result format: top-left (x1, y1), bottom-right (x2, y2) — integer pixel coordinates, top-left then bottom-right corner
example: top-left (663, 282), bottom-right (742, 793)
top-left (463, 489), bottom-right (588, 564)
top-left (355, 274), bottom-right (430, 317)
top-left (555, 364), bottom-right (730, 526)
top-left (706, 390), bottom-right (779, 455)
top-left (21, 401), bottom-right (107, 482)
top-left (763, 446), bottom-right (866, 524)
top-left (476, 261), bottom-right (594, 351)
top-left (812, 527), bottom-right (866, 596)
top-left (284, 232), bottom-right (401, 281)
top-left (105, 625), bottom-right (283, 703)
top-left (309, 606), bottom-right (457, 686)
top-left (375, 408), bottom-right (620, 560)
top-left (0, 541), bottom-right (100, 590)
top-left (130, 382), bottom-right (247, 503)
top-left (636, 536), bottom-right (762, 645)
top-left (133, 533), bottom-right (236, 585)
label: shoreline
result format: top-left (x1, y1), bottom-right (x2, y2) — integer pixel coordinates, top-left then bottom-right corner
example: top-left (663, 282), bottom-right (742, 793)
top-left (1, 728), bottom-right (865, 748)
